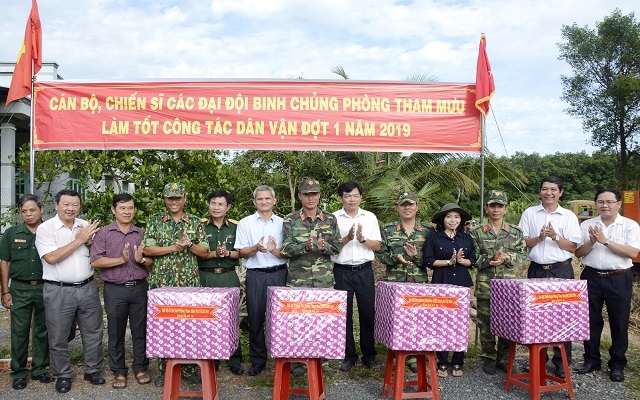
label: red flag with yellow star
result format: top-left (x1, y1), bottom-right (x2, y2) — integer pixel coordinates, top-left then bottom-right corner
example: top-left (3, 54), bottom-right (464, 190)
top-left (6, 0), bottom-right (42, 107)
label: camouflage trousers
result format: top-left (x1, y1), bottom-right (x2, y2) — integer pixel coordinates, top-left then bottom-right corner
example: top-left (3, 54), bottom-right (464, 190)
top-left (476, 297), bottom-right (511, 364)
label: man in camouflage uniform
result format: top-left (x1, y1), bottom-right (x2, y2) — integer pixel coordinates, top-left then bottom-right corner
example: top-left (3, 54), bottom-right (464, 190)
top-left (377, 191), bottom-right (434, 372)
top-left (281, 177), bottom-right (342, 376)
top-left (470, 190), bottom-right (526, 375)
top-left (281, 177), bottom-right (342, 288)
top-left (197, 189), bottom-right (244, 375)
top-left (143, 182), bottom-right (209, 386)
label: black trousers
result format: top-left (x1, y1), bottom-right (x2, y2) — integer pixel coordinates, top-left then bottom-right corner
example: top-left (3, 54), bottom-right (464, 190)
top-left (580, 268), bottom-right (632, 371)
top-left (245, 267), bottom-right (287, 367)
top-left (333, 263), bottom-right (377, 364)
top-left (527, 262), bottom-right (573, 367)
top-left (103, 281), bottom-right (149, 375)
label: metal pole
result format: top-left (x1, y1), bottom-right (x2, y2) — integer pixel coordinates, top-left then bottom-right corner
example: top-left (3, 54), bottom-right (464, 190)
top-left (29, 60), bottom-right (35, 194)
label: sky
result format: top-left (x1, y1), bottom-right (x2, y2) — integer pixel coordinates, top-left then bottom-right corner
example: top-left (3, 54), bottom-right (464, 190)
top-left (1, 0), bottom-right (637, 157)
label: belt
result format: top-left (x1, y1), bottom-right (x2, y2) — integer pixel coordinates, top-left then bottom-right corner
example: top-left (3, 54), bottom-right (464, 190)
top-left (44, 276), bottom-right (94, 287)
top-left (334, 261), bottom-right (372, 271)
top-left (585, 266), bottom-right (632, 278)
top-left (12, 278), bottom-right (44, 286)
top-left (106, 278), bottom-right (147, 286)
top-left (250, 264), bottom-right (287, 273)
top-left (199, 267), bottom-right (236, 274)
top-left (530, 259), bottom-right (572, 271)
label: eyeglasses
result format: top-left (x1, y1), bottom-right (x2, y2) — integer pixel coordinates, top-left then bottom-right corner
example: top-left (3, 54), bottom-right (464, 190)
top-left (595, 200), bottom-right (619, 206)
top-left (342, 194), bottom-right (361, 200)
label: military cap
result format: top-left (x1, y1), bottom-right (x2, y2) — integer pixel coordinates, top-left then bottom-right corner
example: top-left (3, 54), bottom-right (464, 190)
top-left (397, 191), bottom-right (418, 205)
top-left (431, 203), bottom-right (472, 224)
top-left (163, 182), bottom-right (186, 198)
top-left (298, 177), bottom-right (321, 193)
top-left (486, 190), bottom-right (508, 205)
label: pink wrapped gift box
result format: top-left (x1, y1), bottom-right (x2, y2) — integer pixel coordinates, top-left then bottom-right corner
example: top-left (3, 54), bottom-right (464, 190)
top-left (266, 287), bottom-right (347, 359)
top-left (490, 278), bottom-right (589, 344)
top-left (146, 287), bottom-right (240, 359)
top-left (375, 281), bottom-right (470, 351)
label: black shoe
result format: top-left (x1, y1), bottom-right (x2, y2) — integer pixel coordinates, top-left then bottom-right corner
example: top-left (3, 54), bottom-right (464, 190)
top-left (554, 366), bottom-right (566, 379)
top-left (56, 378), bottom-right (72, 393)
top-left (230, 364), bottom-right (244, 376)
top-left (183, 374), bottom-right (201, 385)
top-left (248, 364), bottom-right (265, 376)
top-left (33, 372), bottom-right (55, 383)
top-left (408, 362), bottom-right (418, 373)
top-left (83, 372), bottom-right (106, 385)
top-left (496, 362), bottom-right (508, 373)
top-left (153, 374), bottom-right (165, 387)
top-left (482, 360), bottom-right (496, 375)
top-left (610, 369), bottom-right (625, 382)
top-left (12, 378), bottom-right (27, 390)
top-left (340, 360), bottom-right (355, 371)
top-left (575, 362), bottom-right (601, 374)
top-left (363, 359), bottom-right (379, 369)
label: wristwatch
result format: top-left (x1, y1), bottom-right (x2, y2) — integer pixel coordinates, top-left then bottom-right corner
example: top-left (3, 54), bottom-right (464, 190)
top-left (603, 241), bottom-right (610, 246)
top-left (553, 235), bottom-right (560, 242)
top-left (140, 257), bottom-right (147, 265)
top-left (188, 241), bottom-right (194, 249)
top-left (359, 238), bottom-right (366, 243)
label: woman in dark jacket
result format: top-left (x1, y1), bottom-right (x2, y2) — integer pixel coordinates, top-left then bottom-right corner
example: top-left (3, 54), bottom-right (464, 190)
top-left (423, 203), bottom-right (476, 377)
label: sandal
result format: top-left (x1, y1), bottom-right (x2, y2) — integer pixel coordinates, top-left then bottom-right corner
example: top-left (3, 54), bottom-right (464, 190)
top-left (452, 364), bottom-right (463, 377)
top-left (112, 374), bottom-right (127, 389)
top-left (437, 364), bottom-right (448, 378)
top-left (135, 371), bottom-right (152, 385)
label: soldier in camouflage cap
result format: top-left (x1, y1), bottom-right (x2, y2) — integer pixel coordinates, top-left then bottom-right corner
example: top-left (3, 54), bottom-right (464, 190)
top-left (377, 191), bottom-right (434, 372)
top-left (281, 177), bottom-right (342, 288)
top-left (470, 190), bottom-right (526, 375)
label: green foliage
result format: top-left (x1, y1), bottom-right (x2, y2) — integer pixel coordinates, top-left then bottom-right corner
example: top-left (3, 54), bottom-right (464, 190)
top-left (558, 9), bottom-right (640, 189)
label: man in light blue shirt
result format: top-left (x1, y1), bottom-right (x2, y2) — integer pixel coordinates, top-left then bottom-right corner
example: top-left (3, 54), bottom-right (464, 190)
top-left (234, 185), bottom-right (288, 376)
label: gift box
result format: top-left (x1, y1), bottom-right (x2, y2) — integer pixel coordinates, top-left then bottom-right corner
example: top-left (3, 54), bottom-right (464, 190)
top-left (490, 278), bottom-right (589, 344)
top-left (266, 287), bottom-right (347, 359)
top-left (146, 287), bottom-right (240, 359)
top-left (375, 281), bottom-right (470, 351)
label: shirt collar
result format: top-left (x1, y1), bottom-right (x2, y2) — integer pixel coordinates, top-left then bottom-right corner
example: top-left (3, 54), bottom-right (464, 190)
top-left (299, 208), bottom-right (325, 221)
top-left (481, 222), bottom-right (509, 233)
top-left (163, 212), bottom-right (190, 223)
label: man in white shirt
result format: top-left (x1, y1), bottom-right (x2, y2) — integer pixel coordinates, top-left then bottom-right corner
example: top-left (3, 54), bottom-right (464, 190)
top-left (331, 181), bottom-right (381, 371)
top-left (574, 189), bottom-right (640, 383)
top-left (35, 189), bottom-right (103, 393)
top-left (234, 185), bottom-right (288, 376)
top-left (518, 176), bottom-right (581, 378)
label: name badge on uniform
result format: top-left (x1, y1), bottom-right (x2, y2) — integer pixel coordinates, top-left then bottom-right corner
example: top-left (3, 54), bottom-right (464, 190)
top-left (14, 239), bottom-right (27, 243)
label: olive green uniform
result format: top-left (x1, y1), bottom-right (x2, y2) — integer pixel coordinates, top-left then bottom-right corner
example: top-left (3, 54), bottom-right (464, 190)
top-left (470, 222), bottom-right (526, 365)
top-left (0, 223), bottom-right (50, 379)
top-left (198, 217), bottom-right (242, 367)
top-left (281, 209), bottom-right (342, 288)
top-left (377, 220), bottom-right (434, 283)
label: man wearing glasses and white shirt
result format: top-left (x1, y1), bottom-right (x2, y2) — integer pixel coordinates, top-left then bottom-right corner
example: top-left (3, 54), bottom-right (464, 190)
top-left (234, 185), bottom-right (288, 377)
top-left (518, 176), bottom-right (581, 379)
top-left (574, 189), bottom-right (640, 383)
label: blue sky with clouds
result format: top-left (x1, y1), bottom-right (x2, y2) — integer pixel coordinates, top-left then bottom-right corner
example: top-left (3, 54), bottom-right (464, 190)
top-left (1, 0), bottom-right (637, 156)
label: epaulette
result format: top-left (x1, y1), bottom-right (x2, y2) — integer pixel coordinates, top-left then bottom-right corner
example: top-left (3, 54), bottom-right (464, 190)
top-left (228, 218), bottom-right (238, 224)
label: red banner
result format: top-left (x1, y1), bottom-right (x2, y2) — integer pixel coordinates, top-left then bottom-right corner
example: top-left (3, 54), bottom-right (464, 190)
top-left (530, 291), bottom-right (585, 305)
top-left (277, 300), bottom-right (345, 316)
top-left (152, 305), bottom-right (220, 320)
top-left (32, 80), bottom-right (481, 152)
top-left (400, 294), bottom-right (461, 310)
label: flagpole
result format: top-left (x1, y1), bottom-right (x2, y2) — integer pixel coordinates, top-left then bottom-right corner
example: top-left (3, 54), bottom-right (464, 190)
top-left (29, 60), bottom-right (35, 194)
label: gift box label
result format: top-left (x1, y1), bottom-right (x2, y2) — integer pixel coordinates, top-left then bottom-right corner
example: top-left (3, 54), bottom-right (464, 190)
top-left (490, 278), bottom-right (589, 344)
top-left (266, 287), bottom-right (347, 359)
top-left (375, 281), bottom-right (470, 351)
top-left (146, 287), bottom-right (240, 359)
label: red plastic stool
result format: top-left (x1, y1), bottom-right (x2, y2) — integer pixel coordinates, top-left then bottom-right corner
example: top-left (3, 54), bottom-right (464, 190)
top-left (272, 358), bottom-right (326, 400)
top-left (504, 342), bottom-right (574, 400)
top-left (382, 349), bottom-right (440, 400)
top-left (163, 358), bottom-right (218, 400)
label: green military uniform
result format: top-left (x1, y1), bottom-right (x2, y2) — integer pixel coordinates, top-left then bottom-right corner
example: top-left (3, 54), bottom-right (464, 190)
top-left (144, 211), bottom-right (209, 377)
top-left (377, 220), bottom-right (434, 283)
top-left (471, 220), bottom-right (526, 366)
top-left (0, 223), bottom-right (50, 380)
top-left (198, 216), bottom-right (242, 367)
top-left (144, 212), bottom-right (209, 289)
top-left (281, 209), bottom-right (342, 288)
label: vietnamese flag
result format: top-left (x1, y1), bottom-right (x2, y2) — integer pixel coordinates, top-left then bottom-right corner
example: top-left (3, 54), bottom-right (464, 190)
top-left (475, 34), bottom-right (495, 117)
top-left (6, 0), bottom-right (42, 107)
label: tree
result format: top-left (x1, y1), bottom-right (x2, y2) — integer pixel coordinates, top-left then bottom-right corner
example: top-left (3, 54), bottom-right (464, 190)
top-left (558, 9), bottom-right (640, 190)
